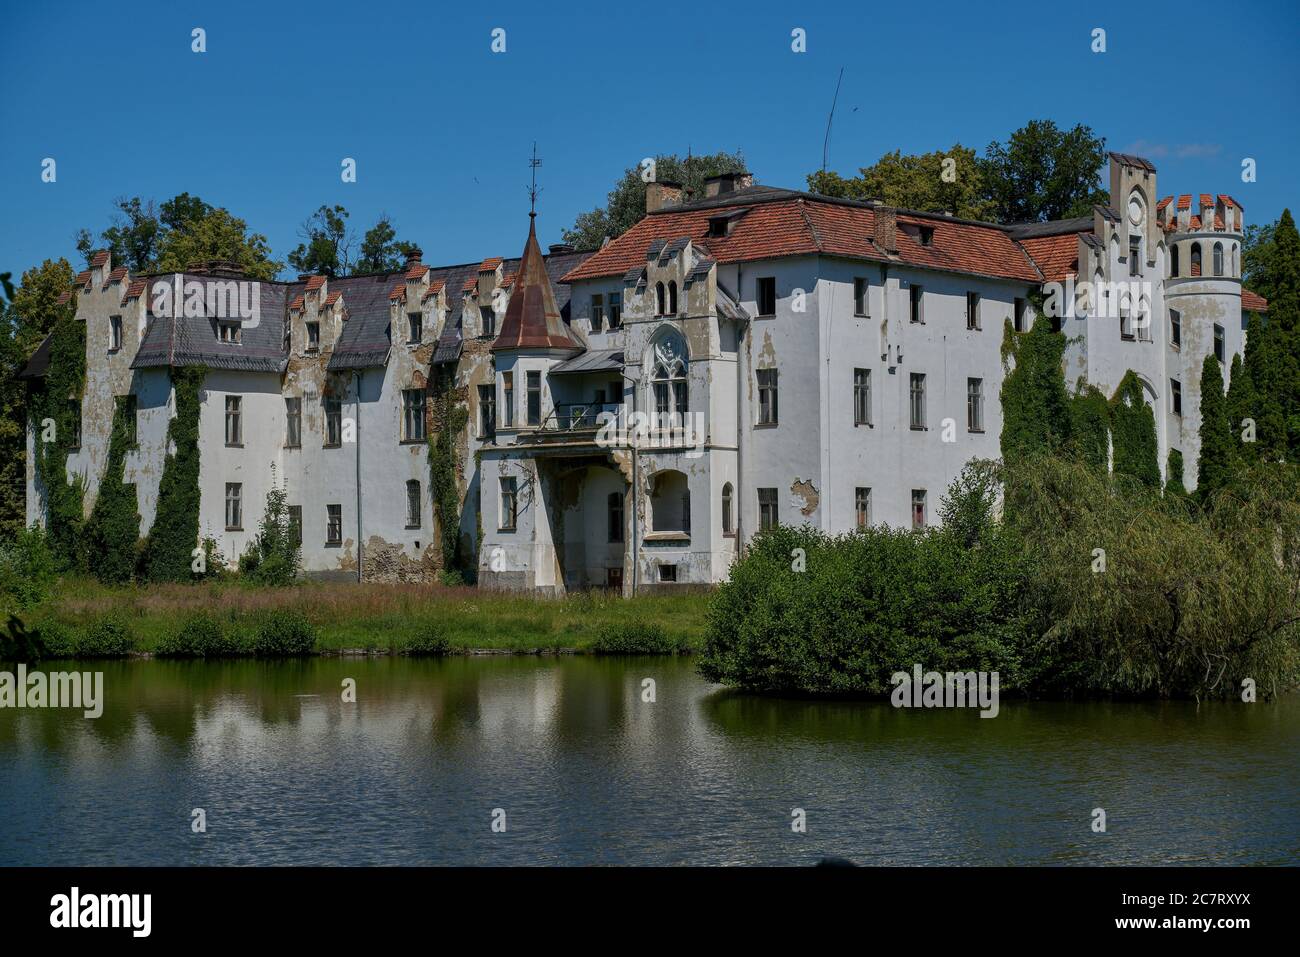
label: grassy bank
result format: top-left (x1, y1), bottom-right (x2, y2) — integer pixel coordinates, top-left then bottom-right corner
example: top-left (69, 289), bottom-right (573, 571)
top-left (23, 578), bottom-right (709, 655)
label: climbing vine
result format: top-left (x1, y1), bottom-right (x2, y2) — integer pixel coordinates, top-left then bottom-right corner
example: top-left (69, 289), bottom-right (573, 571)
top-left (30, 308), bottom-right (86, 570)
top-left (427, 370), bottom-right (469, 575)
top-left (1109, 371), bottom-right (1160, 489)
top-left (84, 394), bottom-right (141, 584)
top-left (141, 365), bottom-right (206, 582)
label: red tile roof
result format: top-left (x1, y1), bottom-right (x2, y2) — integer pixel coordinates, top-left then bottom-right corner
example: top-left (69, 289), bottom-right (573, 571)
top-left (324, 291), bottom-right (341, 306)
top-left (1200, 193), bottom-right (1214, 207)
top-left (389, 283), bottom-right (406, 302)
top-left (1019, 233), bottom-right (1084, 282)
top-left (305, 275), bottom-right (326, 293)
top-left (76, 270), bottom-right (92, 287)
top-left (124, 278), bottom-right (148, 301)
top-left (1219, 194), bottom-right (1242, 209)
top-left (462, 275), bottom-right (479, 292)
top-left (1156, 196), bottom-right (1173, 210)
top-left (1177, 195), bottom-right (1192, 210)
top-left (501, 271), bottom-right (516, 289)
top-left (562, 196), bottom-right (1042, 284)
top-left (406, 264), bottom-right (428, 281)
top-left (108, 266), bottom-right (128, 283)
top-left (422, 280), bottom-right (445, 300)
top-left (479, 257), bottom-right (502, 273)
top-left (289, 295), bottom-right (305, 311)
top-left (90, 250), bottom-right (109, 267)
top-left (1242, 289), bottom-right (1268, 313)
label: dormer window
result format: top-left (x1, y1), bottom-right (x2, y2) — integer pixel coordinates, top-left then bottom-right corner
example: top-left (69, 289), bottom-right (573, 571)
top-left (217, 320), bottom-right (240, 344)
top-left (306, 321), bottom-right (320, 352)
top-left (480, 305), bottom-right (496, 338)
top-left (918, 226), bottom-right (934, 247)
top-left (408, 312), bottom-right (422, 344)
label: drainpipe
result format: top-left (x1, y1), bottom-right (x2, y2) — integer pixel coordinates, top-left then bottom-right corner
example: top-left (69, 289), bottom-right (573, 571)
top-left (629, 367), bottom-right (639, 596)
top-left (354, 370), bottom-right (362, 582)
top-left (735, 264), bottom-right (745, 554)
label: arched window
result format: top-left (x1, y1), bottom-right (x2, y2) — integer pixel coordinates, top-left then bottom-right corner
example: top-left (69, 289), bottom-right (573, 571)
top-left (1191, 242), bottom-right (1202, 277)
top-left (1170, 245), bottom-right (1179, 278)
top-left (1213, 242), bottom-right (1224, 277)
top-left (655, 282), bottom-right (666, 316)
top-left (650, 470), bottom-right (690, 534)
top-left (721, 482), bottom-right (734, 535)
top-left (667, 281), bottom-right (678, 316)
top-left (648, 329), bottom-right (688, 434)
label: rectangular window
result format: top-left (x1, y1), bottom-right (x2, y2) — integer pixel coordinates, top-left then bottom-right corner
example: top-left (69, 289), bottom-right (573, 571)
top-left (1129, 236), bottom-right (1141, 277)
top-left (326, 504), bottom-right (342, 545)
top-left (225, 483), bottom-right (242, 530)
top-left (758, 487), bottom-right (779, 530)
top-left (657, 564), bottom-right (678, 583)
top-left (325, 396), bottom-right (342, 447)
top-left (123, 395), bottom-right (138, 447)
top-left (217, 320), bottom-right (240, 343)
top-left (1137, 303), bottom-right (1152, 341)
top-left (1170, 310), bottom-right (1182, 348)
top-left (756, 277), bottom-right (776, 317)
top-left (306, 321), bottom-right (320, 351)
top-left (1014, 297), bottom-right (1027, 333)
top-left (480, 305), bottom-right (495, 338)
top-left (109, 315), bottom-right (122, 352)
top-left (1214, 323), bottom-right (1225, 362)
top-left (919, 226), bottom-right (934, 247)
top-left (855, 487), bottom-right (871, 529)
top-left (1171, 378), bottom-right (1182, 417)
top-left (967, 377), bottom-right (984, 432)
top-left (285, 397), bottom-right (301, 448)
top-left (853, 278), bottom-right (870, 317)
top-left (225, 396), bottom-right (242, 446)
top-left (67, 399), bottom-right (81, 449)
top-left (909, 373), bottom-right (926, 430)
top-left (408, 312), bottom-right (422, 344)
top-left (966, 292), bottom-right (980, 330)
top-left (608, 292), bottom-right (622, 329)
top-left (288, 505), bottom-right (302, 547)
top-left (1120, 306), bottom-right (1134, 340)
top-left (757, 369), bottom-right (778, 425)
top-left (909, 285), bottom-right (924, 324)
top-left (608, 491), bottom-right (624, 543)
top-left (402, 388), bottom-right (426, 441)
top-left (406, 480), bottom-right (421, 528)
top-left (503, 372), bottom-right (514, 427)
top-left (592, 293), bottom-right (605, 330)
top-left (478, 384), bottom-right (496, 439)
top-left (526, 371), bottom-right (541, 426)
top-left (500, 477), bottom-right (518, 531)
top-left (853, 368), bottom-right (872, 426)
top-left (911, 490), bottom-right (927, 529)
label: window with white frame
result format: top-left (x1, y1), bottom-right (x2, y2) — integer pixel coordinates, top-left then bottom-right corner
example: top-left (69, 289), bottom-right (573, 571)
top-left (853, 368), bottom-right (872, 426)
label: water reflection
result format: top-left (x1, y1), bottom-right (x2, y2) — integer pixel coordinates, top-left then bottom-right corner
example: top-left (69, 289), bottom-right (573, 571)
top-left (0, 657), bottom-right (1295, 865)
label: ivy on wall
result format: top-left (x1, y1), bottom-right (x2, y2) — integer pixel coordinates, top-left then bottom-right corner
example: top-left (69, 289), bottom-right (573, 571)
top-left (84, 394), bottom-right (141, 584)
top-left (1109, 371), bottom-right (1161, 489)
top-left (29, 309), bottom-right (86, 569)
top-left (141, 365), bottom-right (206, 582)
top-left (1069, 384), bottom-right (1110, 472)
top-left (427, 370), bottom-right (469, 575)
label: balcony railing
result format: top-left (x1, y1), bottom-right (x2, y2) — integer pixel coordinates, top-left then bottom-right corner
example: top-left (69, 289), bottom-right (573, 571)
top-left (540, 402), bottom-right (623, 433)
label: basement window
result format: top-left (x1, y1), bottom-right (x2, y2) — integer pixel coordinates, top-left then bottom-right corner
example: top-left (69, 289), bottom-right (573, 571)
top-left (657, 564), bottom-right (678, 583)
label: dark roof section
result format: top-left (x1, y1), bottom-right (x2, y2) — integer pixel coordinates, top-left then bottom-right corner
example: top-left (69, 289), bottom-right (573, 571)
top-left (132, 276), bottom-right (289, 373)
top-left (17, 333), bottom-right (53, 380)
top-left (326, 270), bottom-right (423, 372)
top-left (550, 348), bottom-right (624, 375)
top-left (492, 216), bottom-right (582, 353)
top-left (1108, 151), bottom-right (1157, 173)
top-left (1006, 217), bottom-right (1095, 240)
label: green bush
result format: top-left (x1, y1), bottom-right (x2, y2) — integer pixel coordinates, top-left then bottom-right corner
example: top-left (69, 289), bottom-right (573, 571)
top-left (76, 616), bottom-right (134, 658)
top-left (699, 462), bottom-right (1035, 693)
top-left (250, 610), bottom-right (317, 657)
top-left (404, 626), bottom-right (452, 656)
top-left (31, 620), bottom-right (77, 658)
top-left (591, 621), bottom-right (684, 655)
top-left (155, 613), bottom-right (234, 658)
top-left (238, 471), bottom-right (300, 585)
top-left (0, 526), bottom-right (58, 612)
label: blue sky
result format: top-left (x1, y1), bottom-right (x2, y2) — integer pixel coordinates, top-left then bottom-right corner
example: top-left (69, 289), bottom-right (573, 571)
top-left (2, 0), bottom-right (1296, 281)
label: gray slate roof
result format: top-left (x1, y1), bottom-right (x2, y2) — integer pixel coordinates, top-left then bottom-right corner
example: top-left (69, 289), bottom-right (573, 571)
top-left (550, 348), bottom-right (624, 376)
top-left (132, 276), bottom-right (289, 373)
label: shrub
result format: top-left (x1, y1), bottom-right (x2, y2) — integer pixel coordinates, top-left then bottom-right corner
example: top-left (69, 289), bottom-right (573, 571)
top-left (155, 613), bottom-right (232, 658)
top-left (0, 526), bottom-right (58, 612)
top-left (404, 626), bottom-right (452, 656)
top-left (238, 470), bottom-right (300, 585)
top-left (250, 610), bottom-right (317, 657)
top-left (591, 621), bottom-right (683, 655)
top-left (31, 620), bottom-right (77, 658)
top-left (76, 616), bottom-right (134, 658)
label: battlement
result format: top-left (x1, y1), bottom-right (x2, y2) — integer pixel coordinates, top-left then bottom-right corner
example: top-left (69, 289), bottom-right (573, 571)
top-left (1157, 193), bottom-right (1244, 235)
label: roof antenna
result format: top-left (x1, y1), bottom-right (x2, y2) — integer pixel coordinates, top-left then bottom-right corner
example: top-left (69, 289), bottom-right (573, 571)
top-left (527, 142), bottom-right (543, 218)
top-left (822, 67), bottom-right (844, 175)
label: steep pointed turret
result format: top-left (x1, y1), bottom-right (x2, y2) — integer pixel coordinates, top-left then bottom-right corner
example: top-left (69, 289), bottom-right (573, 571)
top-left (491, 215), bottom-right (581, 353)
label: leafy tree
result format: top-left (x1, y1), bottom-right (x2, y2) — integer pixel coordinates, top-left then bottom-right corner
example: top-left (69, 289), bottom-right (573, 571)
top-left (1165, 449), bottom-right (1188, 497)
top-left (808, 144), bottom-right (994, 220)
top-left (562, 151), bottom-right (749, 250)
top-left (1197, 355), bottom-right (1234, 499)
top-left (355, 214), bottom-right (420, 275)
top-left (83, 395), bottom-right (140, 584)
top-left (288, 205), bottom-right (353, 277)
top-left (141, 366), bottom-right (205, 582)
top-left (238, 468), bottom-right (300, 585)
top-left (155, 207), bottom-right (281, 280)
top-left (75, 197), bottom-right (162, 272)
top-left (1069, 384), bottom-right (1110, 471)
top-left (980, 120), bottom-right (1109, 223)
top-left (1109, 372), bottom-right (1160, 489)
top-left (1225, 352), bottom-right (1255, 461)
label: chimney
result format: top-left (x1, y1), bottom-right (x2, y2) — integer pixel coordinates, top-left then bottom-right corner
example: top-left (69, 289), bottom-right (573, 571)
top-left (548, 243), bottom-right (574, 255)
top-left (406, 246), bottom-right (423, 265)
top-left (704, 171), bottom-right (753, 198)
top-left (646, 181), bottom-right (683, 213)
top-left (873, 207), bottom-right (898, 255)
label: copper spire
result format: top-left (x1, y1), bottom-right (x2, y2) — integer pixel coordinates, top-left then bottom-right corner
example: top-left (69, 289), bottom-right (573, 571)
top-left (490, 215), bottom-right (580, 352)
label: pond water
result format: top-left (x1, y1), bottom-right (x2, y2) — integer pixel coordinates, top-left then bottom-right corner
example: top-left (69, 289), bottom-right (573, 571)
top-left (1, 656), bottom-right (1296, 865)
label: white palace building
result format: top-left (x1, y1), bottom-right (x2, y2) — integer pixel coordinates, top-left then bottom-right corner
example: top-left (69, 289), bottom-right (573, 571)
top-left (21, 153), bottom-right (1268, 593)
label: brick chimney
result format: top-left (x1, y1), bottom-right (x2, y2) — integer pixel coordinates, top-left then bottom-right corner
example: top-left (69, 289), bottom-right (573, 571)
top-left (406, 246), bottom-right (423, 265)
top-left (873, 207), bottom-right (898, 255)
top-left (704, 171), bottom-right (752, 198)
top-left (646, 181), bottom-right (683, 213)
